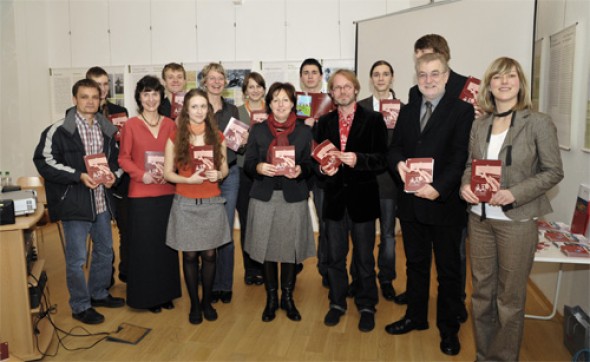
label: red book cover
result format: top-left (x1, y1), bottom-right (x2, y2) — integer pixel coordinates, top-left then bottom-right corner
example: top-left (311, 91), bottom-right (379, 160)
top-left (379, 99), bottom-right (401, 129)
top-left (312, 139), bottom-right (341, 173)
top-left (192, 145), bottom-right (214, 177)
top-left (544, 230), bottom-right (578, 243)
top-left (271, 145), bottom-right (296, 176)
top-left (536, 220), bottom-right (561, 231)
top-left (84, 153), bottom-right (114, 184)
top-left (109, 112), bottom-right (128, 141)
top-left (570, 184), bottom-right (590, 237)
top-left (0, 341), bottom-right (8, 361)
top-left (170, 92), bottom-right (185, 120)
top-left (459, 76), bottom-right (481, 105)
top-left (471, 159), bottom-right (502, 202)
top-left (296, 92), bottom-right (335, 119)
top-left (250, 110), bottom-right (268, 124)
top-left (223, 117), bottom-right (250, 152)
top-left (404, 158), bottom-right (434, 193)
top-left (560, 243), bottom-right (590, 258)
top-left (144, 151), bottom-right (165, 183)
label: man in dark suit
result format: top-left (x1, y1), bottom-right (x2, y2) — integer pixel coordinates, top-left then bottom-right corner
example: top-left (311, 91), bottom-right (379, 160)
top-left (386, 53), bottom-right (473, 356)
top-left (397, 35), bottom-right (472, 325)
top-left (314, 69), bottom-right (387, 332)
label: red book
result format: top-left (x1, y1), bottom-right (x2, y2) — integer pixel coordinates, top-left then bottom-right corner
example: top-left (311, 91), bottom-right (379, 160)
top-left (544, 230), bottom-right (578, 243)
top-left (312, 139), bottom-right (341, 173)
top-left (379, 99), bottom-right (401, 129)
top-left (250, 110), bottom-right (268, 124)
top-left (144, 151), bottom-right (165, 183)
top-left (536, 220), bottom-right (561, 231)
top-left (560, 243), bottom-right (590, 258)
top-left (0, 342), bottom-right (8, 361)
top-left (170, 92), bottom-right (185, 120)
top-left (296, 92), bottom-right (335, 119)
top-left (109, 112), bottom-right (128, 141)
top-left (570, 184), bottom-right (590, 237)
top-left (471, 159), bottom-right (502, 202)
top-left (459, 76), bottom-right (481, 105)
top-left (404, 158), bottom-right (434, 193)
top-left (84, 153), bottom-right (114, 184)
top-left (271, 145), bottom-right (296, 176)
top-left (192, 145), bottom-right (214, 177)
top-left (223, 117), bottom-right (250, 152)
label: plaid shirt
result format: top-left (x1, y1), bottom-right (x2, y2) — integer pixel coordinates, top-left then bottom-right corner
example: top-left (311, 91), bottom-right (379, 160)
top-left (75, 112), bottom-right (107, 214)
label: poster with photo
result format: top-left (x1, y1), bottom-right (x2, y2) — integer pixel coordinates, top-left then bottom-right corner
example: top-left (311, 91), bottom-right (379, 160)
top-left (261, 61), bottom-right (301, 91)
top-left (221, 61), bottom-right (255, 106)
top-left (322, 59), bottom-right (355, 92)
top-left (183, 62), bottom-right (208, 91)
top-left (49, 66), bottom-right (126, 121)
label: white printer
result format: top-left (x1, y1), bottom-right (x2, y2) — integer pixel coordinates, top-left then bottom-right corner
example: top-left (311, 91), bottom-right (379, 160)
top-left (1, 190), bottom-right (38, 216)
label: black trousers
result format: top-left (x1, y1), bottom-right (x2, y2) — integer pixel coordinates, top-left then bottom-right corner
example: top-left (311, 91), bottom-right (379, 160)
top-left (400, 220), bottom-right (462, 336)
top-left (325, 212), bottom-right (377, 312)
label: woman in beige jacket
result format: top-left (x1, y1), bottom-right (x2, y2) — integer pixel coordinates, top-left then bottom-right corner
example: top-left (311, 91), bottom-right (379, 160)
top-left (460, 57), bottom-right (564, 361)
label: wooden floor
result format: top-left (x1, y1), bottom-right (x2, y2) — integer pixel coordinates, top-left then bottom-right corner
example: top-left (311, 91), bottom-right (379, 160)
top-left (32, 223), bottom-right (571, 361)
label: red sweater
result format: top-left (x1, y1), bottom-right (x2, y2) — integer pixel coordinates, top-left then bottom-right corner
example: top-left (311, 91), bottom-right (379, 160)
top-left (118, 116), bottom-right (177, 198)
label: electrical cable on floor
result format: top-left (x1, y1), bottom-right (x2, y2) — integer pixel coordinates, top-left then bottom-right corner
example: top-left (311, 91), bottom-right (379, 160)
top-left (28, 272), bottom-right (120, 358)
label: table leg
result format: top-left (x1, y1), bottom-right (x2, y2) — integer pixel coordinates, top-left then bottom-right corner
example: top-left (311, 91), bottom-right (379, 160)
top-left (525, 263), bottom-right (563, 320)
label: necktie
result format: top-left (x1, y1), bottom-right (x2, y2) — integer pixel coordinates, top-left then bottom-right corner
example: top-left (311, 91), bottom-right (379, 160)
top-left (420, 101), bottom-right (432, 132)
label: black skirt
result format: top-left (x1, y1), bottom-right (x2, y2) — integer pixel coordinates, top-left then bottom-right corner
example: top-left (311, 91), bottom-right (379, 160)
top-left (126, 195), bottom-right (181, 309)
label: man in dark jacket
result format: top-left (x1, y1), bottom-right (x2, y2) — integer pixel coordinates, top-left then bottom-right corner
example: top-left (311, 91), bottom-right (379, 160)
top-left (386, 53), bottom-right (473, 356)
top-left (34, 79), bottom-right (125, 325)
top-left (314, 69), bottom-right (387, 333)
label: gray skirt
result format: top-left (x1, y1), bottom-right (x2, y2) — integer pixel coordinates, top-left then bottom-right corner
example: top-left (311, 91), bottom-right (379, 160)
top-left (166, 194), bottom-right (231, 252)
top-left (245, 191), bottom-right (315, 263)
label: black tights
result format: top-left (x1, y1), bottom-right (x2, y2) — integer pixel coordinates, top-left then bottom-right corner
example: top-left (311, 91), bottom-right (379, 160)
top-left (182, 249), bottom-right (216, 313)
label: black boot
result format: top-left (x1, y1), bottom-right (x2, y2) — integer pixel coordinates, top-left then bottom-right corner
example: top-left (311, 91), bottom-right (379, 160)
top-left (262, 261), bottom-right (279, 322)
top-left (280, 262), bottom-right (301, 321)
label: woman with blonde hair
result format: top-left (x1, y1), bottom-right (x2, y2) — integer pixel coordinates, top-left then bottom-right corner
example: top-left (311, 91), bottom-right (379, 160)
top-left (460, 57), bottom-right (563, 361)
top-left (201, 63), bottom-right (242, 303)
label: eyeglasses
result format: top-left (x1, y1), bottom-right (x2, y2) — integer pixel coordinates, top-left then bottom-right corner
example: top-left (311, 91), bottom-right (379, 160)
top-left (207, 76), bottom-right (225, 82)
top-left (332, 84), bottom-right (354, 93)
top-left (417, 70), bottom-right (447, 81)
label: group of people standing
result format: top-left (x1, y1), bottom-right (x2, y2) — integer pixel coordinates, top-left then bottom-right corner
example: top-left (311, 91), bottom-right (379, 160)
top-left (33, 32), bottom-right (563, 361)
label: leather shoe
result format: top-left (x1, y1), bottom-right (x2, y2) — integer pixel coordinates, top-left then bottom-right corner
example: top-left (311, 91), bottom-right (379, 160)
top-left (324, 308), bottom-right (344, 326)
top-left (393, 291), bottom-right (408, 305)
top-left (381, 283), bottom-right (396, 301)
top-left (72, 307), bottom-right (104, 325)
top-left (440, 333), bottom-right (460, 356)
top-left (148, 305), bottom-right (162, 313)
top-left (160, 301), bottom-right (175, 310)
top-left (203, 305), bottom-right (218, 321)
top-left (189, 310), bottom-right (203, 325)
top-left (220, 291), bottom-right (232, 303)
top-left (244, 275), bottom-right (255, 285)
top-left (211, 291), bottom-right (221, 303)
top-left (296, 263), bottom-right (304, 274)
top-left (358, 311), bottom-right (375, 332)
top-left (91, 294), bottom-right (125, 308)
top-left (385, 317), bottom-right (429, 335)
top-left (253, 275), bottom-right (264, 286)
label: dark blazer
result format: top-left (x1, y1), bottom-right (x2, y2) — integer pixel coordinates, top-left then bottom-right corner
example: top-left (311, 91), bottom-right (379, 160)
top-left (244, 119), bottom-right (313, 203)
top-left (408, 69), bottom-right (467, 104)
top-left (358, 94), bottom-right (400, 200)
top-left (389, 91), bottom-right (474, 226)
top-left (314, 104), bottom-right (388, 222)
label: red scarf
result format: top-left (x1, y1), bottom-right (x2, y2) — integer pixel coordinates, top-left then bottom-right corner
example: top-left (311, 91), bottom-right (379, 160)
top-left (266, 112), bottom-right (297, 162)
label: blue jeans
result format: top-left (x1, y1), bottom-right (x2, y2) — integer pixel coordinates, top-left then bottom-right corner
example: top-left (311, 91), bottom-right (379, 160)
top-left (214, 164), bottom-right (239, 292)
top-left (62, 212), bottom-right (113, 313)
top-left (377, 198), bottom-right (397, 284)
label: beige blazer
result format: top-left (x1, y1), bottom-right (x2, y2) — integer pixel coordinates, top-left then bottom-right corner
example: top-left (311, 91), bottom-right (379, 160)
top-left (461, 109), bottom-right (564, 220)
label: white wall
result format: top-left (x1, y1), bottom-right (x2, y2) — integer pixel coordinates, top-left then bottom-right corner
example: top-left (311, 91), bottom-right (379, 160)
top-left (531, 0), bottom-right (590, 315)
top-left (1, 0), bottom-right (588, 315)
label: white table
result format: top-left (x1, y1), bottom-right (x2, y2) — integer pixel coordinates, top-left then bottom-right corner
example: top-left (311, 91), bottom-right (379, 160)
top-left (526, 240), bottom-right (590, 320)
